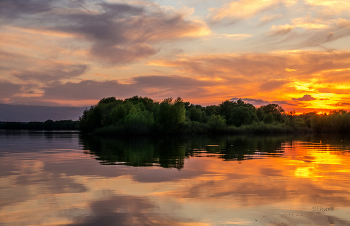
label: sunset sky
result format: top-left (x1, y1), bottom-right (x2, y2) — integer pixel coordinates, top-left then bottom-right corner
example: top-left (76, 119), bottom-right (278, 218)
top-left (1, 0), bottom-right (350, 113)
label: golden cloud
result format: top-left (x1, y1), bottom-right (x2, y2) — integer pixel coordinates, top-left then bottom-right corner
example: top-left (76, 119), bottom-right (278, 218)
top-left (208, 0), bottom-right (297, 23)
top-left (304, 0), bottom-right (350, 13)
top-left (147, 50), bottom-right (350, 111)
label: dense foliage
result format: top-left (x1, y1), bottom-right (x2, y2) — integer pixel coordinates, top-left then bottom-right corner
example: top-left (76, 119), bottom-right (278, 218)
top-left (78, 96), bottom-right (350, 135)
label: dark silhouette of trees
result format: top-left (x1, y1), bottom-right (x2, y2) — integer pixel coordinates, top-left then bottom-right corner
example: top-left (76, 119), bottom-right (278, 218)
top-left (0, 120), bottom-right (78, 130)
top-left (258, 104), bottom-right (285, 122)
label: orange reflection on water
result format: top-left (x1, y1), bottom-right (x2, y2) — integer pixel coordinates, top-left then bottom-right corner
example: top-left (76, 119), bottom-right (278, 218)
top-left (1, 136), bottom-right (350, 225)
top-left (282, 141), bottom-right (350, 181)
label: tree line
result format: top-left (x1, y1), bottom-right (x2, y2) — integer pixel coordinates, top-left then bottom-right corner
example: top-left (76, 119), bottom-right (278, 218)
top-left (0, 120), bottom-right (79, 130)
top-left (79, 96), bottom-right (350, 135)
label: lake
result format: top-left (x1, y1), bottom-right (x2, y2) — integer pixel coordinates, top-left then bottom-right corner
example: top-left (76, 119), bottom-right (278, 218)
top-left (1, 130), bottom-right (350, 225)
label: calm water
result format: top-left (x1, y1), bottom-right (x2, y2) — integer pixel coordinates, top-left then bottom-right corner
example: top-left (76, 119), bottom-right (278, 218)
top-left (1, 130), bottom-right (350, 226)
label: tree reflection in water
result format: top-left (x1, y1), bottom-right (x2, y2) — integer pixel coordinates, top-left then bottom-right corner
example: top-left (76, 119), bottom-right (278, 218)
top-left (80, 135), bottom-right (309, 168)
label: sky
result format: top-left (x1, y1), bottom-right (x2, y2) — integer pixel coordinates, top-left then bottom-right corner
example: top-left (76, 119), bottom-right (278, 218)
top-left (1, 0), bottom-right (350, 113)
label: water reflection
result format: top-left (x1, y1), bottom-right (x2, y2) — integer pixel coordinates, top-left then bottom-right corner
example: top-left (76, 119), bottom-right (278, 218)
top-left (81, 136), bottom-right (187, 169)
top-left (80, 135), bottom-right (297, 168)
top-left (1, 131), bottom-right (350, 226)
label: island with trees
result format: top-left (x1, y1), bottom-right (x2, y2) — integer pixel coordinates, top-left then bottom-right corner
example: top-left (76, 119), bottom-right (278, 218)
top-left (78, 96), bottom-right (350, 135)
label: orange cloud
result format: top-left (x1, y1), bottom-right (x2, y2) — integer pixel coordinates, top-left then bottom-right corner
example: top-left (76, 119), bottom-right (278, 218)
top-left (208, 33), bottom-right (253, 40)
top-left (147, 51), bottom-right (350, 111)
top-left (2, 50), bottom-right (350, 112)
top-left (285, 68), bottom-right (297, 72)
top-left (304, 0), bottom-right (350, 13)
top-left (0, 1), bottom-right (210, 66)
top-left (1, 0), bottom-right (350, 113)
top-left (208, 0), bottom-right (296, 23)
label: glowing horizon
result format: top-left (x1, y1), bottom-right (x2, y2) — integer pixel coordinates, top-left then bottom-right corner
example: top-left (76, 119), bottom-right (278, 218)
top-left (1, 0), bottom-right (350, 113)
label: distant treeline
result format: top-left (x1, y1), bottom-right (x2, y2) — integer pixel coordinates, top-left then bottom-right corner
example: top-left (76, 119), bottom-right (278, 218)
top-left (79, 96), bottom-right (350, 135)
top-left (0, 120), bottom-right (79, 130)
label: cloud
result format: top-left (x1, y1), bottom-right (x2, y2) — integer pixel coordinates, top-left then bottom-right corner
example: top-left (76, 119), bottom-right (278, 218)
top-left (173, 51), bottom-right (350, 79)
top-left (208, 0), bottom-right (296, 24)
top-left (150, 53), bottom-right (288, 79)
top-left (260, 80), bottom-right (289, 91)
top-left (0, 0), bottom-right (55, 20)
top-left (0, 81), bottom-right (22, 98)
top-left (269, 24), bottom-right (295, 36)
top-left (285, 68), bottom-right (297, 72)
top-left (272, 100), bottom-right (299, 106)
top-left (332, 102), bottom-right (350, 107)
top-left (230, 98), bottom-right (270, 105)
top-left (229, 98), bottom-right (299, 107)
top-left (42, 75), bottom-right (215, 101)
top-left (292, 94), bottom-right (317, 101)
top-left (147, 50), bottom-right (350, 108)
top-left (304, 0), bottom-right (350, 14)
top-left (13, 64), bottom-right (87, 83)
top-left (66, 195), bottom-right (190, 226)
top-left (43, 80), bottom-right (134, 100)
top-left (265, 18), bottom-right (350, 49)
top-left (90, 43), bottom-right (158, 65)
top-left (318, 88), bottom-right (350, 94)
top-left (151, 51), bottom-right (350, 81)
top-left (292, 17), bottom-right (330, 30)
top-left (209, 34), bottom-right (253, 40)
top-left (258, 14), bottom-right (283, 26)
top-left (3, 49), bottom-right (350, 111)
top-left (1, 0), bottom-right (210, 65)
top-left (133, 75), bottom-right (212, 89)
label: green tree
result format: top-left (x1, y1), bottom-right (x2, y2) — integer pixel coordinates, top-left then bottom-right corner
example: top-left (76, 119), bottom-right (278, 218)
top-left (263, 113), bottom-right (274, 124)
top-left (109, 104), bottom-right (127, 125)
top-left (208, 115), bottom-right (226, 131)
top-left (158, 97), bottom-right (186, 132)
top-left (188, 106), bottom-right (203, 122)
top-left (227, 100), bottom-right (257, 127)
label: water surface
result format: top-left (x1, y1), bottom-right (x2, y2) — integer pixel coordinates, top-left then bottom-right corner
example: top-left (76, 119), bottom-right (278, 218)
top-left (1, 130), bottom-right (350, 225)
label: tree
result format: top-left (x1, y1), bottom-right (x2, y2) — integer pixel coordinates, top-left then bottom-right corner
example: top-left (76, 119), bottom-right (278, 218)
top-left (263, 113), bottom-right (274, 124)
top-left (228, 105), bottom-right (257, 127)
top-left (258, 104), bottom-right (285, 122)
top-left (44, 119), bottom-right (54, 130)
top-left (158, 97), bottom-right (186, 132)
top-left (98, 97), bottom-right (117, 105)
top-left (109, 104), bottom-right (127, 125)
top-left (208, 115), bottom-right (226, 131)
top-left (188, 106), bottom-right (203, 122)
top-left (220, 99), bottom-right (257, 127)
top-left (219, 100), bottom-right (235, 120)
top-left (79, 106), bottom-right (101, 132)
